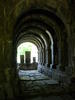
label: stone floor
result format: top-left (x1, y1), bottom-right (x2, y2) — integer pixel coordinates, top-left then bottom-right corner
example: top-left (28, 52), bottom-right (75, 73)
top-left (18, 70), bottom-right (75, 100)
top-left (19, 70), bottom-right (49, 80)
top-left (18, 70), bottom-right (61, 96)
top-left (19, 70), bottom-right (58, 83)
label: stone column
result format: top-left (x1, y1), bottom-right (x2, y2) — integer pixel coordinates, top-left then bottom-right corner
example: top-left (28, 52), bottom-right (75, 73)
top-left (45, 48), bottom-right (48, 67)
top-left (38, 50), bottom-right (40, 64)
top-left (20, 55), bottom-right (24, 64)
top-left (42, 48), bottom-right (45, 65)
top-left (40, 49), bottom-right (43, 65)
top-left (52, 44), bottom-right (58, 69)
top-left (41, 48), bottom-right (44, 65)
top-left (57, 46), bottom-right (61, 70)
top-left (48, 48), bottom-right (52, 67)
top-left (38, 48), bottom-right (42, 64)
top-left (25, 51), bottom-right (31, 64)
top-left (42, 47), bottom-right (46, 65)
top-left (59, 41), bottom-right (68, 71)
top-left (45, 47), bottom-right (52, 67)
top-left (33, 57), bottom-right (36, 63)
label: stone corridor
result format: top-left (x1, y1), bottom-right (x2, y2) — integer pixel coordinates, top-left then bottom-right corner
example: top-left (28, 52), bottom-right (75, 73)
top-left (0, 0), bottom-right (75, 99)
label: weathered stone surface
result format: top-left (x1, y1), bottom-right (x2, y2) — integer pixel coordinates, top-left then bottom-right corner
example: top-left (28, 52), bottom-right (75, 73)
top-left (0, 0), bottom-right (75, 99)
top-left (18, 70), bottom-right (66, 96)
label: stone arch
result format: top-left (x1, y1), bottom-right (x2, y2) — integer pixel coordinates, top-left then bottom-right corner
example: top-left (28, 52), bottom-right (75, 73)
top-left (13, 7), bottom-right (68, 71)
top-left (17, 34), bottom-right (45, 65)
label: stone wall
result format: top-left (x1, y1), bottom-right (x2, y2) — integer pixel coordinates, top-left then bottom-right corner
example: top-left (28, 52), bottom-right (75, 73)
top-left (0, 0), bottom-right (75, 99)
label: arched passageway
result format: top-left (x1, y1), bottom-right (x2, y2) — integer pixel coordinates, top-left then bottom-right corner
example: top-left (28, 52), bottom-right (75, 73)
top-left (13, 8), bottom-right (68, 73)
top-left (13, 8), bottom-right (69, 96)
top-left (0, 0), bottom-right (75, 99)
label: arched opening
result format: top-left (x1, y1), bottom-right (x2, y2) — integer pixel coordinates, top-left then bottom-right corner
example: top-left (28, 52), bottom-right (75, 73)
top-left (17, 42), bottom-right (38, 70)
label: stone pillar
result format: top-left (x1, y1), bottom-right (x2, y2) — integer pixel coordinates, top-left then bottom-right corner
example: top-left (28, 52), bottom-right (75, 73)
top-left (33, 57), bottom-right (36, 63)
top-left (48, 48), bottom-right (52, 67)
top-left (38, 48), bottom-right (42, 64)
top-left (40, 49), bottom-right (43, 65)
top-left (41, 48), bottom-right (44, 65)
top-left (59, 41), bottom-right (68, 71)
top-left (25, 51), bottom-right (31, 64)
top-left (20, 55), bottom-right (24, 64)
top-left (42, 48), bottom-right (45, 65)
top-left (56, 46), bottom-right (61, 70)
top-left (52, 44), bottom-right (58, 69)
top-left (45, 47), bottom-right (52, 67)
top-left (42, 47), bottom-right (46, 65)
top-left (45, 48), bottom-right (48, 67)
top-left (38, 48), bottom-right (45, 65)
top-left (38, 50), bottom-right (40, 64)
